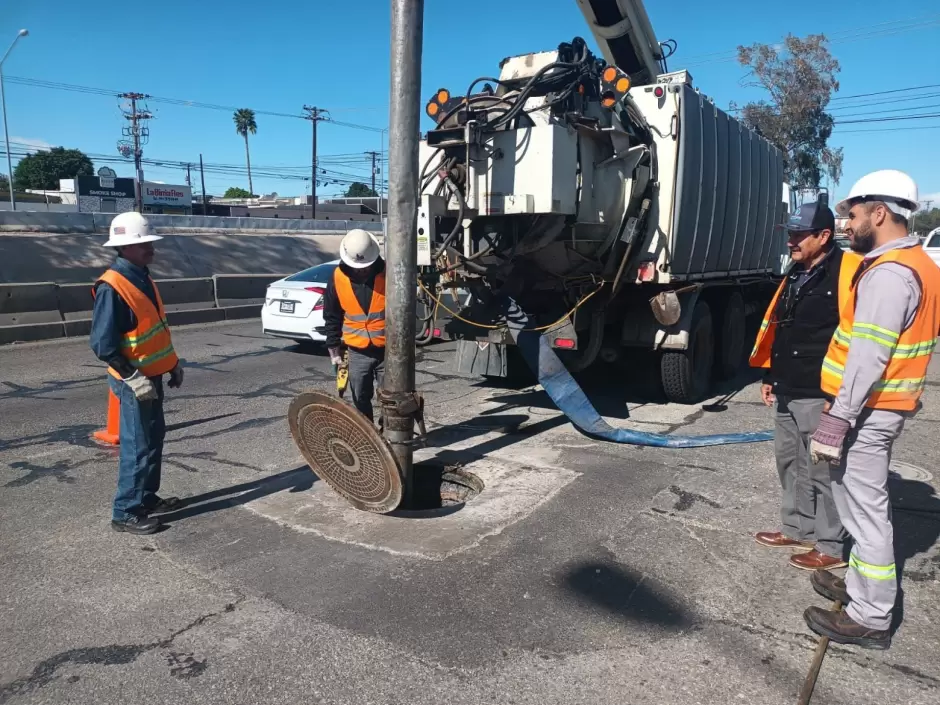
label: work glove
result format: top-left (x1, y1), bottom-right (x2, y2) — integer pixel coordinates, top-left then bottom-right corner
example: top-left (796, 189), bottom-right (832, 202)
top-left (168, 362), bottom-right (184, 389)
top-left (123, 371), bottom-right (158, 402)
top-left (328, 346), bottom-right (343, 367)
top-left (810, 412), bottom-right (851, 465)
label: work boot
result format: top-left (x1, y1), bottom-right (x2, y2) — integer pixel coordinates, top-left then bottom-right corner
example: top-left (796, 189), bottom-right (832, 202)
top-left (804, 606), bottom-right (891, 650)
top-left (145, 496), bottom-right (181, 515)
top-left (811, 570), bottom-right (850, 604)
top-left (754, 531), bottom-right (814, 550)
top-left (111, 514), bottom-right (161, 535)
top-left (789, 549), bottom-right (849, 571)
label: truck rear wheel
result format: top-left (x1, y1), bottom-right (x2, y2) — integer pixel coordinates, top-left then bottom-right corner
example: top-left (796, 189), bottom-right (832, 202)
top-left (715, 291), bottom-right (746, 379)
top-left (661, 301), bottom-right (714, 404)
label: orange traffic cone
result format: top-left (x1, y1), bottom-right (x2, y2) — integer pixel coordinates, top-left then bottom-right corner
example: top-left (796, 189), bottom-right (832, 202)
top-left (92, 388), bottom-right (121, 445)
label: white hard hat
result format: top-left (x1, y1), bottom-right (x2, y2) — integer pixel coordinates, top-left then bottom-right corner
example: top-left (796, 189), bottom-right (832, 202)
top-left (104, 211), bottom-right (163, 248)
top-left (835, 169), bottom-right (919, 220)
top-left (339, 228), bottom-right (381, 269)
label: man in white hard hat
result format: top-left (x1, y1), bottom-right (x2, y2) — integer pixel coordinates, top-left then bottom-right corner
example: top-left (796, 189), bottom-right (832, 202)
top-left (322, 228), bottom-right (386, 421)
top-left (90, 212), bottom-right (185, 535)
top-left (803, 170), bottom-right (939, 650)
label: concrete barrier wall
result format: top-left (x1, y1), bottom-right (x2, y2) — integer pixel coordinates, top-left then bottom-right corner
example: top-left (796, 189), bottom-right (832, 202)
top-left (0, 272), bottom-right (297, 345)
top-left (1, 210), bottom-right (383, 235)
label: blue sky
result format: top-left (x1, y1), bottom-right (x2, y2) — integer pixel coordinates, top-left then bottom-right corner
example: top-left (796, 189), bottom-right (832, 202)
top-left (3, 0), bottom-right (939, 205)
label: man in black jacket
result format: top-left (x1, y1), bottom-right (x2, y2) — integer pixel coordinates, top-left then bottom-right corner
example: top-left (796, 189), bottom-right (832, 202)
top-left (322, 229), bottom-right (386, 422)
top-left (750, 201), bottom-right (860, 571)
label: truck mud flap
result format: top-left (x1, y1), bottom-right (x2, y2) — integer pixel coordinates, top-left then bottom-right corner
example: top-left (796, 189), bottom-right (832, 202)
top-left (504, 300), bottom-right (772, 448)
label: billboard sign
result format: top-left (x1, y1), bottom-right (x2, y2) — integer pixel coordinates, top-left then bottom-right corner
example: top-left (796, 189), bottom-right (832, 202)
top-left (76, 175), bottom-right (136, 199)
top-left (143, 182), bottom-right (192, 207)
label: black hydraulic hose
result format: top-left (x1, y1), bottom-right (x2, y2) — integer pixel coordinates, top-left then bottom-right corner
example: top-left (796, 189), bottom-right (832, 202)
top-left (433, 176), bottom-right (466, 258)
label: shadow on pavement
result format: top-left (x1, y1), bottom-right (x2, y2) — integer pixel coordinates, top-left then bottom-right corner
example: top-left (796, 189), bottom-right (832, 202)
top-left (165, 412), bottom-right (240, 434)
top-left (430, 414), bottom-right (570, 466)
top-left (889, 476), bottom-right (940, 631)
top-left (157, 466), bottom-right (317, 523)
top-left (563, 560), bottom-right (691, 629)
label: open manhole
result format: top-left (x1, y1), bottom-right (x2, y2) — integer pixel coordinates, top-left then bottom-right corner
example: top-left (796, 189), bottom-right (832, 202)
top-left (393, 462), bottom-right (485, 516)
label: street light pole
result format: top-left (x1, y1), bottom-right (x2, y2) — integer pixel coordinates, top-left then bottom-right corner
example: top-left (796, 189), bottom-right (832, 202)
top-left (1, 29), bottom-right (28, 211)
top-left (384, 0), bottom-right (424, 505)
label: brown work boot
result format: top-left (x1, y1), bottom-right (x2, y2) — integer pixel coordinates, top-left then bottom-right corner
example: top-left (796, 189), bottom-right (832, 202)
top-left (804, 606), bottom-right (891, 650)
top-left (789, 549), bottom-right (849, 571)
top-left (754, 531), bottom-right (814, 550)
top-left (811, 570), bottom-right (850, 604)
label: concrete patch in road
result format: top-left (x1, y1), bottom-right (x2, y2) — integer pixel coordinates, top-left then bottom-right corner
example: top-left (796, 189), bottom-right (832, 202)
top-left (244, 454), bottom-right (579, 559)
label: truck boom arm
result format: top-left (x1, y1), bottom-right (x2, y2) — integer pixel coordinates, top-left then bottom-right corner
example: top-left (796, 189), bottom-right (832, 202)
top-left (576, 0), bottom-right (662, 85)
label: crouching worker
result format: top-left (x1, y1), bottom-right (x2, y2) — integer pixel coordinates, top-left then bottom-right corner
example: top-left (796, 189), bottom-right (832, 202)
top-left (323, 228), bottom-right (386, 422)
top-left (90, 212), bottom-right (184, 535)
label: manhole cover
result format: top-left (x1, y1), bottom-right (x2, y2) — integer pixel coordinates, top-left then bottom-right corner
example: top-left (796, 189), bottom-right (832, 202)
top-left (889, 461), bottom-right (933, 484)
top-left (288, 391), bottom-right (402, 513)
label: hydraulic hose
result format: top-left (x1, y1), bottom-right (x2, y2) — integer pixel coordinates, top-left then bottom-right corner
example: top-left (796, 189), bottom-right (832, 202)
top-left (503, 300), bottom-right (772, 448)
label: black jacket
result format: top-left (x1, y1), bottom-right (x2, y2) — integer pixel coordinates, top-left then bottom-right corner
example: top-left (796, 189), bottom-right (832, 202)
top-left (766, 246), bottom-right (846, 399)
top-left (322, 259), bottom-right (385, 351)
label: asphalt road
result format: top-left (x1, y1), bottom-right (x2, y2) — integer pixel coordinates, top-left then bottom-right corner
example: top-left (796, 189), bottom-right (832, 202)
top-left (1, 320), bottom-right (939, 705)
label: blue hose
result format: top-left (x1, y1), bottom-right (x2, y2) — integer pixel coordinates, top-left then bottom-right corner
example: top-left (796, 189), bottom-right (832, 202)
top-left (506, 305), bottom-right (773, 448)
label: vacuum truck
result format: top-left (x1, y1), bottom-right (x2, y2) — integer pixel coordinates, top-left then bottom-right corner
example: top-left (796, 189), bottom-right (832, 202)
top-left (416, 0), bottom-right (790, 403)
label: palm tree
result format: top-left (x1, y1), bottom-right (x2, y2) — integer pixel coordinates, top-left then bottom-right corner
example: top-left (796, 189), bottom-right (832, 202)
top-left (233, 108), bottom-right (257, 197)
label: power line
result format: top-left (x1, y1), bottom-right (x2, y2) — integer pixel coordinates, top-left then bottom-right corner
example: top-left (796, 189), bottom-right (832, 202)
top-left (833, 124), bottom-right (940, 134)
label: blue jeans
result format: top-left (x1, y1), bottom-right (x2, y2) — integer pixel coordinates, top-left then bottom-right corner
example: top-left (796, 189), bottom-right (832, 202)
top-left (108, 375), bottom-right (166, 521)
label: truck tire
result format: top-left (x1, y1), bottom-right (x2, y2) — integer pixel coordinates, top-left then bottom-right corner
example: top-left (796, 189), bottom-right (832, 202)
top-left (661, 301), bottom-right (714, 404)
top-left (715, 291), bottom-right (746, 379)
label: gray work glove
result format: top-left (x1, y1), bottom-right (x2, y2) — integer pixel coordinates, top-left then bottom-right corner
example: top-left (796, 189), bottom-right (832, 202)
top-left (810, 412), bottom-right (851, 465)
top-left (168, 362), bottom-right (184, 389)
top-left (123, 371), bottom-right (158, 401)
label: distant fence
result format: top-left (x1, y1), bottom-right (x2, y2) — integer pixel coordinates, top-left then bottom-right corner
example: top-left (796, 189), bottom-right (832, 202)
top-left (0, 273), bottom-right (291, 345)
top-left (0, 210), bottom-right (384, 234)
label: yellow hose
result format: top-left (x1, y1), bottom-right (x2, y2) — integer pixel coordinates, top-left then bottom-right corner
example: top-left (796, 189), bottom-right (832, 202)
top-left (417, 279), bottom-right (605, 333)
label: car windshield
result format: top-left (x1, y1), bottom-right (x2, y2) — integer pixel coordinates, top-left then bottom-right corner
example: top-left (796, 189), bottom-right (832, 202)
top-left (927, 233), bottom-right (940, 249)
top-left (284, 262), bottom-right (339, 283)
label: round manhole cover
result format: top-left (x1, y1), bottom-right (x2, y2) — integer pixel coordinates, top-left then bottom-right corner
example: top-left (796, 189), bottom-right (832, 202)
top-left (288, 391), bottom-right (402, 513)
top-left (889, 460), bottom-right (933, 484)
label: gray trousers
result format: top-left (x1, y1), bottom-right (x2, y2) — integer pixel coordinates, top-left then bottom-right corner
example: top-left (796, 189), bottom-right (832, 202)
top-left (347, 347), bottom-right (385, 422)
top-left (775, 396), bottom-right (846, 558)
top-left (831, 407), bottom-right (905, 631)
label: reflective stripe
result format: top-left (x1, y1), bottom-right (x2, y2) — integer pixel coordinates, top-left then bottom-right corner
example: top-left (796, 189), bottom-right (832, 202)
top-left (122, 320), bottom-right (167, 347)
top-left (832, 326), bottom-right (852, 346)
top-left (850, 553), bottom-right (896, 581)
top-left (893, 338), bottom-right (937, 359)
top-left (822, 358), bottom-right (844, 376)
top-left (874, 377), bottom-right (925, 393)
top-left (345, 311), bottom-right (386, 323)
top-left (343, 324), bottom-right (385, 336)
top-left (133, 344), bottom-right (176, 368)
top-left (851, 322), bottom-right (900, 348)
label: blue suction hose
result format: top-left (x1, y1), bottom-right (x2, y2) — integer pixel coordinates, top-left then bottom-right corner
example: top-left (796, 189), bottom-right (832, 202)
top-left (507, 305), bottom-right (773, 448)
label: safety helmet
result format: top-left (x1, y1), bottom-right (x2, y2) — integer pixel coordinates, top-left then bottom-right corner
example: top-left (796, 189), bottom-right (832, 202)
top-left (103, 211), bottom-right (163, 248)
top-left (339, 228), bottom-right (381, 269)
top-left (835, 170), bottom-right (919, 220)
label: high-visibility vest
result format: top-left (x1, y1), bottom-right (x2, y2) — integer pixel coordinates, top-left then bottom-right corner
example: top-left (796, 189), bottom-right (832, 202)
top-left (750, 251), bottom-right (862, 369)
top-left (334, 267), bottom-right (386, 349)
top-left (820, 245), bottom-right (940, 411)
top-left (93, 269), bottom-right (179, 380)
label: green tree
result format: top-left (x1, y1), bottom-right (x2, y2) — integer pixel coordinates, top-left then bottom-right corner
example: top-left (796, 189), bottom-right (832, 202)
top-left (223, 186), bottom-right (252, 199)
top-left (733, 34), bottom-right (843, 189)
top-left (13, 147), bottom-right (94, 190)
top-left (914, 207), bottom-right (940, 235)
top-left (0, 173), bottom-right (8, 192)
top-left (233, 108), bottom-right (257, 197)
top-left (345, 181), bottom-right (377, 198)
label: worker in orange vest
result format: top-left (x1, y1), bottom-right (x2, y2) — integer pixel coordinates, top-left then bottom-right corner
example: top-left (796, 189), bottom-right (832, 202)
top-left (749, 200), bottom-right (861, 572)
top-left (804, 170), bottom-right (940, 650)
top-left (323, 229), bottom-right (386, 422)
top-left (90, 212), bottom-right (184, 536)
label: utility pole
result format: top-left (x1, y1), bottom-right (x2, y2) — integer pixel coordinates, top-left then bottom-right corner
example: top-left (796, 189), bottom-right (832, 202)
top-left (199, 153), bottom-right (207, 215)
top-left (185, 162), bottom-right (191, 186)
top-left (365, 150), bottom-right (381, 200)
top-left (119, 92), bottom-right (151, 212)
top-left (384, 0), bottom-right (424, 506)
top-left (303, 106), bottom-right (330, 219)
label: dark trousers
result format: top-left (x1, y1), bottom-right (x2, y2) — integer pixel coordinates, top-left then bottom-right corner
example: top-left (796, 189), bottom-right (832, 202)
top-left (347, 347), bottom-right (385, 422)
top-left (774, 395), bottom-right (846, 558)
top-left (108, 375), bottom-right (165, 520)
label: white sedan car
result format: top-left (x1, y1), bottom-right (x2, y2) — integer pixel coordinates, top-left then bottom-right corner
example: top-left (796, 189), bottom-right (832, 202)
top-left (261, 260), bottom-right (339, 345)
top-left (924, 227), bottom-right (940, 268)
